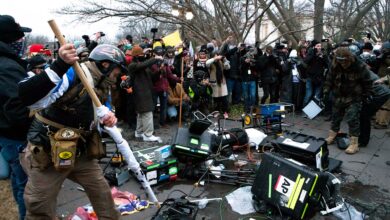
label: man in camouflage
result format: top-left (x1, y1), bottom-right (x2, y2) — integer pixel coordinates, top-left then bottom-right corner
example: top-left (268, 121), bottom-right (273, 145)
top-left (323, 47), bottom-right (373, 154)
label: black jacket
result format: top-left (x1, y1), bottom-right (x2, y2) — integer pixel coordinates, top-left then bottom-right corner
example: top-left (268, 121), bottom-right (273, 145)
top-left (222, 46), bottom-right (242, 80)
top-left (257, 54), bottom-right (280, 84)
top-left (0, 41), bottom-right (31, 140)
top-left (304, 48), bottom-right (328, 84)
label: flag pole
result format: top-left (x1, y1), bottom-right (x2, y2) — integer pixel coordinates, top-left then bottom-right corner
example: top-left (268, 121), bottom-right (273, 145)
top-left (178, 56), bottom-right (184, 128)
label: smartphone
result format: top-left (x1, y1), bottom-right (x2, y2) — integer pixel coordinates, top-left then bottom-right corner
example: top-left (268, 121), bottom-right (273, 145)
top-left (321, 39), bottom-right (329, 42)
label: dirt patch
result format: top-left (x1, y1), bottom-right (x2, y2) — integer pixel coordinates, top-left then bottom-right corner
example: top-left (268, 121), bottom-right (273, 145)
top-left (0, 180), bottom-right (18, 220)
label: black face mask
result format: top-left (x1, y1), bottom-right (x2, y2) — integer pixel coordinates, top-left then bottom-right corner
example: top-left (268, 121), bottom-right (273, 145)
top-left (135, 56), bottom-right (146, 62)
top-left (207, 47), bottom-right (214, 54)
top-left (96, 62), bottom-right (116, 76)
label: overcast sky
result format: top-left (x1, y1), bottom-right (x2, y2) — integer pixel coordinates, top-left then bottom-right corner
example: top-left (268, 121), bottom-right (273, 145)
top-left (0, 0), bottom-right (121, 41)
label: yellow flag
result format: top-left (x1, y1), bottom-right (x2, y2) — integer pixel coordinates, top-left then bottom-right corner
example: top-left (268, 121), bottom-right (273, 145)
top-left (153, 30), bottom-right (182, 48)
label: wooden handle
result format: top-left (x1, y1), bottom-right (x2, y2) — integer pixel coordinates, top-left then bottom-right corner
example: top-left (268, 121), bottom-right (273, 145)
top-left (48, 20), bottom-right (102, 107)
top-left (178, 57), bottom-right (184, 128)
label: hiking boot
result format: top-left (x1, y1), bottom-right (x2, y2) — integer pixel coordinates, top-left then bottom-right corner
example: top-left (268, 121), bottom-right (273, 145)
top-left (142, 134), bottom-right (162, 143)
top-left (345, 136), bottom-right (359, 154)
top-left (325, 130), bottom-right (337, 145)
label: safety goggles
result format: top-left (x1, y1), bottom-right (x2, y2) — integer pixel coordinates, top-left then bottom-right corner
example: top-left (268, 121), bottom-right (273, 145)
top-left (335, 56), bottom-right (347, 63)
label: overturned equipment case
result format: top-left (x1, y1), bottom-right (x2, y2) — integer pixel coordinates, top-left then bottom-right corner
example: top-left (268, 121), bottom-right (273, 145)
top-left (134, 146), bottom-right (178, 186)
top-left (172, 119), bottom-right (215, 161)
top-left (252, 152), bottom-right (328, 219)
top-left (273, 131), bottom-right (329, 171)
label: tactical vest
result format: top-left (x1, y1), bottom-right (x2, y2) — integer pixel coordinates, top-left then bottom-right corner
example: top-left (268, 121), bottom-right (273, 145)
top-left (41, 61), bottom-right (115, 129)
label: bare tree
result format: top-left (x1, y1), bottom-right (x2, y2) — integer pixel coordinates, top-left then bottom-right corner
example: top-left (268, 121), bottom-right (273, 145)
top-left (364, 0), bottom-right (390, 41)
top-left (115, 18), bottom-right (177, 43)
top-left (58, 0), bottom-right (274, 44)
top-left (324, 0), bottom-right (380, 42)
top-left (257, 0), bottom-right (313, 47)
top-left (313, 0), bottom-right (325, 41)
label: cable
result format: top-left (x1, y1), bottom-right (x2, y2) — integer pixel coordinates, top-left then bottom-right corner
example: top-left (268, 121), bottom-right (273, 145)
top-left (276, 204), bottom-right (283, 219)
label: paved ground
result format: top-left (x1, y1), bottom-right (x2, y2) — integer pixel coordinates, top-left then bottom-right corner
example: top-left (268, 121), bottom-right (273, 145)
top-left (54, 111), bottom-right (390, 220)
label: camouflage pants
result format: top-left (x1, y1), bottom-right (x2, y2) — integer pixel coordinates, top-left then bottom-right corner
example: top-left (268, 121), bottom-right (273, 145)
top-left (331, 101), bottom-right (362, 136)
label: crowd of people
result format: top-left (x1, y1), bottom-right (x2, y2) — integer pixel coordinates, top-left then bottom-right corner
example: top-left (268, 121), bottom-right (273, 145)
top-left (1, 14), bottom-right (390, 220)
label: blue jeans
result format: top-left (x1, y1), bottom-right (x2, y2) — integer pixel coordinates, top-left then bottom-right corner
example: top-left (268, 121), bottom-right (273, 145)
top-left (303, 79), bottom-right (322, 106)
top-left (242, 81), bottom-right (257, 112)
top-left (0, 136), bottom-right (27, 220)
top-left (0, 151), bottom-right (10, 179)
top-left (227, 78), bottom-right (242, 104)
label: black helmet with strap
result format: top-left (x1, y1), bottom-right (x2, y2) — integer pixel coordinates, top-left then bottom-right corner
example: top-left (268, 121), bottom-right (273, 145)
top-left (89, 44), bottom-right (127, 75)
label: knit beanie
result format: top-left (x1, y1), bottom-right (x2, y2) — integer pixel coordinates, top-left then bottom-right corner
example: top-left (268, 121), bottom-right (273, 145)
top-left (132, 45), bottom-right (144, 56)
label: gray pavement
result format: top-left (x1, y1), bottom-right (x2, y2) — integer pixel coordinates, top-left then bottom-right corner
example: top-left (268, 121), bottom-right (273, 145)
top-left (56, 112), bottom-right (390, 219)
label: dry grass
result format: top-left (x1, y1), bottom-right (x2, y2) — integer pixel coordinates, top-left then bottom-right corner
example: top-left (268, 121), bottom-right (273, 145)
top-left (0, 180), bottom-right (18, 220)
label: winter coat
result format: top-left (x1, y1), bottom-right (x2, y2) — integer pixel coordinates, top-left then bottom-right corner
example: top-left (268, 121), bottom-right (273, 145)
top-left (280, 59), bottom-right (305, 103)
top-left (223, 46), bottom-right (242, 80)
top-left (324, 58), bottom-right (373, 104)
top-left (0, 41), bottom-right (31, 140)
top-left (208, 58), bottom-right (229, 98)
top-left (257, 54), bottom-right (280, 84)
top-left (240, 56), bottom-right (258, 82)
top-left (304, 48), bottom-right (329, 85)
top-left (128, 58), bottom-right (159, 113)
top-left (152, 64), bottom-right (180, 93)
top-left (167, 83), bottom-right (190, 106)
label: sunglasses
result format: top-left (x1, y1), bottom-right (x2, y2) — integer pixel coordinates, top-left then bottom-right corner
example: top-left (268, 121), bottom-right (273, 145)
top-left (335, 56), bottom-right (348, 63)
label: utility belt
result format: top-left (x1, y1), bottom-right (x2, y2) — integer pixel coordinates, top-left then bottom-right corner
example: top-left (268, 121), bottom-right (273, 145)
top-left (34, 112), bottom-right (105, 171)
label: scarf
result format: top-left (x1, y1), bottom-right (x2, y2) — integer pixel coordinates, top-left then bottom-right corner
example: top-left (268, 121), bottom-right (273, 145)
top-left (8, 40), bottom-right (25, 58)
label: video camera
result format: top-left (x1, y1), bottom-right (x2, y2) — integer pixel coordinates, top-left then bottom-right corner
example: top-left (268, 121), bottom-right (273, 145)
top-left (243, 49), bottom-right (257, 66)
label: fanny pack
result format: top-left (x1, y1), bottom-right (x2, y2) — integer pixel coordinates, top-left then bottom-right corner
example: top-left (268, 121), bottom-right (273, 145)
top-left (35, 112), bottom-right (105, 172)
top-left (49, 128), bottom-right (80, 171)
